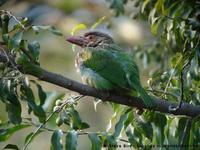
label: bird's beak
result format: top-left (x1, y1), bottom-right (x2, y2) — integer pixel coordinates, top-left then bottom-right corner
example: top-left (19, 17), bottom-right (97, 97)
top-left (66, 36), bottom-right (89, 47)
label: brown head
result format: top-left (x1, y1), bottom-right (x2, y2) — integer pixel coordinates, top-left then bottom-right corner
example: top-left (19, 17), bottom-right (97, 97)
top-left (66, 31), bottom-right (114, 48)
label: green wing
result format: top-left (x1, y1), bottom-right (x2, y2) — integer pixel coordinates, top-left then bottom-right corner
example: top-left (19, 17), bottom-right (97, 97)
top-left (83, 46), bottom-right (155, 107)
top-left (83, 47), bottom-right (129, 90)
top-left (108, 45), bottom-right (155, 107)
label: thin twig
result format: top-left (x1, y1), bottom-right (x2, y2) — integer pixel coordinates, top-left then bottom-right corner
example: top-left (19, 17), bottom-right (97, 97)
top-left (147, 89), bottom-right (178, 98)
top-left (22, 119), bottom-right (130, 144)
top-left (178, 61), bottom-right (190, 108)
top-left (23, 95), bottom-right (84, 150)
top-left (163, 14), bottom-right (187, 21)
top-left (163, 56), bottom-right (182, 97)
top-left (0, 47), bottom-right (9, 63)
top-left (22, 112), bottom-right (56, 150)
top-left (163, 39), bottom-right (188, 99)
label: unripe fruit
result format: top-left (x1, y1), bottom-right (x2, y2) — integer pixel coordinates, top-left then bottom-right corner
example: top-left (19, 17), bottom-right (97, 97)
top-left (53, 106), bottom-right (60, 112)
top-left (55, 99), bottom-right (62, 106)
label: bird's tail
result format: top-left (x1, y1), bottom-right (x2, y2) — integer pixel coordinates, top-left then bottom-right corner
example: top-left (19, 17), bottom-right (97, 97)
top-left (134, 86), bottom-right (155, 108)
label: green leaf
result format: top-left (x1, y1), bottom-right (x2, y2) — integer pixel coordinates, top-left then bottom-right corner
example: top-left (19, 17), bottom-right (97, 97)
top-left (189, 117), bottom-right (200, 145)
top-left (3, 90), bottom-right (22, 124)
top-left (65, 130), bottom-right (77, 150)
top-left (88, 133), bottom-right (102, 150)
top-left (71, 24), bottom-right (87, 35)
top-left (16, 53), bottom-right (29, 65)
top-left (48, 26), bottom-right (63, 36)
top-left (22, 63), bottom-right (43, 76)
top-left (151, 18), bottom-right (160, 35)
top-left (80, 122), bottom-right (90, 129)
top-left (51, 129), bottom-right (63, 150)
top-left (112, 113), bottom-right (128, 138)
top-left (31, 80), bottom-right (47, 106)
top-left (3, 144), bottom-right (19, 150)
top-left (28, 41), bottom-right (40, 62)
top-left (104, 135), bottom-right (117, 150)
top-left (24, 130), bottom-right (43, 145)
top-left (32, 25), bottom-right (49, 33)
top-left (12, 17), bottom-right (28, 31)
top-left (176, 118), bottom-right (191, 145)
top-left (2, 33), bottom-right (9, 43)
top-left (1, 14), bottom-right (9, 34)
top-left (32, 25), bottom-right (63, 36)
top-left (21, 85), bottom-right (46, 123)
top-left (68, 108), bottom-right (89, 130)
top-left (155, 0), bottom-right (164, 13)
top-left (8, 31), bottom-right (23, 49)
top-left (91, 16), bottom-right (106, 29)
top-left (36, 84), bottom-right (46, 106)
top-left (107, 0), bottom-right (127, 16)
top-left (125, 127), bottom-right (140, 146)
top-left (170, 52), bottom-right (183, 73)
top-left (6, 102), bottom-right (22, 125)
top-left (124, 110), bottom-right (134, 129)
top-left (0, 124), bottom-right (30, 141)
top-left (153, 113), bottom-right (167, 144)
top-left (141, 0), bottom-right (150, 13)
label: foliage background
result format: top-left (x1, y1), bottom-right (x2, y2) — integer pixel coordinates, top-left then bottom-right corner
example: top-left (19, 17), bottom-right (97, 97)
top-left (0, 0), bottom-right (200, 150)
top-left (0, 1), bottom-right (150, 149)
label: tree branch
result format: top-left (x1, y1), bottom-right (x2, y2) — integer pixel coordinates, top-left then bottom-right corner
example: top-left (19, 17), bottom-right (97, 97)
top-left (0, 53), bottom-right (200, 117)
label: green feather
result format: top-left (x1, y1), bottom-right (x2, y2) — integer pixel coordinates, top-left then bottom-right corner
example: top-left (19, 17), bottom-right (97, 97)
top-left (83, 47), bottom-right (129, 89)
top-left (78, 45), bottom-right (155, 107)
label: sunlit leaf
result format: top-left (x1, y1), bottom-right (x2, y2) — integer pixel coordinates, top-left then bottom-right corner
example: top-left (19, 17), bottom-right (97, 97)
top-left (91, 16), bottom-right (106, 29)
top-left (141, 0), bottom-right (150, 13)
top-left (71, 24), bottom-right (87, 36)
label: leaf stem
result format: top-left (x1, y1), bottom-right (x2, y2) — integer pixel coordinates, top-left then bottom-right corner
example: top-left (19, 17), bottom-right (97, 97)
top-left (22, 95), bottom-right (84, 150)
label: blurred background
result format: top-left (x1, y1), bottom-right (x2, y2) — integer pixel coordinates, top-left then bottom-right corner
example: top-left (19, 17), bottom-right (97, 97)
top-left (0, 0), bottom-right (153, 149)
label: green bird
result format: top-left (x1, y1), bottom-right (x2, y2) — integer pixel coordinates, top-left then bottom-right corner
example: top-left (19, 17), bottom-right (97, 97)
top-left (67, 31), bottom-right (154, 107)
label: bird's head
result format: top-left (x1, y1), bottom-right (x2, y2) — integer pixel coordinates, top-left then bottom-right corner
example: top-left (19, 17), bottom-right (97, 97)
top-left (66, 31), bottom-right (114, 48)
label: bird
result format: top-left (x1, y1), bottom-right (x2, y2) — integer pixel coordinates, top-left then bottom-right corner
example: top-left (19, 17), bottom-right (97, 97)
top-left (66, 31), bottom-right (155, 108)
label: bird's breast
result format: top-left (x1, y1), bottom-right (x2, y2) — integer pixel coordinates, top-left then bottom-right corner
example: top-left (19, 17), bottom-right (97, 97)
top-left (75, 51), bottom-right (91, 72)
